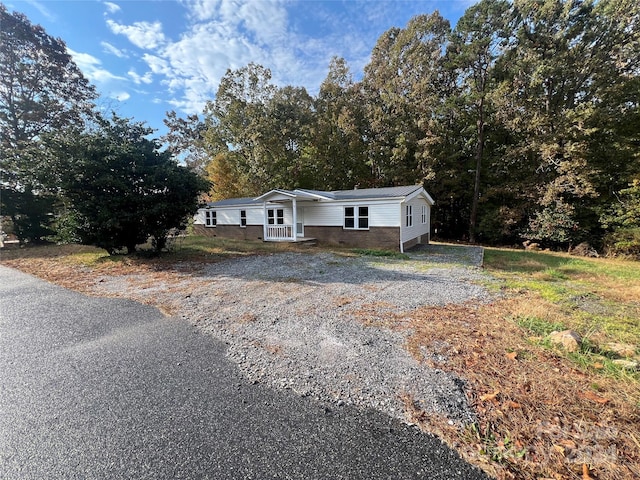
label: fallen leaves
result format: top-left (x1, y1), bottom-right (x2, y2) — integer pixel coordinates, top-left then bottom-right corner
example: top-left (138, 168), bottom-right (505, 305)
top-left (480, 390), bottom-right (500, 402)
top-left (579, 391), bottom-right (610, 405)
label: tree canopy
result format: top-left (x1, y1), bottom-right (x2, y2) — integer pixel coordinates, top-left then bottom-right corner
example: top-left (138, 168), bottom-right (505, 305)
top-left (0, 3), bottom-right (97, 243)
top-left (50, 116), bottom-right (209, 255)
top-left (172, 0), bottom-right (638, 251)
top-left (4, 0), bottom-right (639, 253)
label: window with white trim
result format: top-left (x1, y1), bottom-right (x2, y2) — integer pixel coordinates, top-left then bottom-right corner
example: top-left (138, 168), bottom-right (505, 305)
top-left (267, 208), bottom-right (284, 225)
top-left (421, 205), bottom-right (427, 224)
top-left (240, 210), bottom-right (247, 227)
top-left (344, 206), bottom-right (369, 230)
top-left (205, 210), bottom-right (216, 227)
top-left (405, 205), bottom-right (413, 227)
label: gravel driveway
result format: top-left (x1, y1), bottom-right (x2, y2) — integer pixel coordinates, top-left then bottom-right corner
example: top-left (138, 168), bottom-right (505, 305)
top-left (160, 244), bottom-right (493, 426)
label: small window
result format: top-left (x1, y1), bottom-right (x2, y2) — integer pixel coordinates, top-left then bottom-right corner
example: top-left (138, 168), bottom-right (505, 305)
top-left (421, 205), bottom-right (427, 224)
top-left (268, 208), bottom-right (284, 225)
top-left (344, 206), bottom-right (355, 229)
top-left (344, 206), bottom-right (369, 230)
top-left (240, 210), bottom-right (247, 227)
top-left (406, 205), bottom-right (413, 227)
top-left (205, 210), bottom-right (216, 227)
top-left (358, 206), bottom-right (369, 229)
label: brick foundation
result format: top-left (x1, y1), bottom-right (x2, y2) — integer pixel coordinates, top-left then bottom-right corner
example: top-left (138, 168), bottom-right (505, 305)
top-left (193, 224), bottom-right (263, 241)
top-left (194, 224), bottom-right (428, 251)
top-left (304, 226), bottom-right (400, 250)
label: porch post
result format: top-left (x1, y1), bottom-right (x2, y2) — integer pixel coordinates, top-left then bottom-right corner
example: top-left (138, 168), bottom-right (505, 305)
top-left (263, 202), bottom-right (267, 240)
top-left (292, 197), bottom-right (297, 241)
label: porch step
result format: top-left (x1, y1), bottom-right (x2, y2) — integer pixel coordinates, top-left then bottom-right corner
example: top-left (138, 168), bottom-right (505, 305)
top-left (297, 237), bottom-right (317, 246)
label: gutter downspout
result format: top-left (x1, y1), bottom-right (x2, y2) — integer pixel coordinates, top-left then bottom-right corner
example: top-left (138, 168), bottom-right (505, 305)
top-left (399, 201), bottom-right (404, 253)
top-left (292, 197), bottom-right (297, 241)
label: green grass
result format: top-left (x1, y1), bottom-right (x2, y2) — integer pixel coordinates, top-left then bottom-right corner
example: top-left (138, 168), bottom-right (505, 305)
top-left (484, 248), bottom-right (640, 281)
top-left (515, 315), bottom-right (566, 336)
top-left (484, 247), bottom-right (640, 375)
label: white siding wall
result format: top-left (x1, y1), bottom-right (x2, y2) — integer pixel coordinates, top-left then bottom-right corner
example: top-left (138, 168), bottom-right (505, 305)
top-left (195, 205), bottom-right (263, 226)
top-left (302, 200), bottom-right (401, 227)
top-left (196, 196), bottom-right (428, 235)
top-left (194, 209), bottom-right (206, 225)
top-left (247, 208), bottom-right (263, 225)
top-left (400, 196), bottom-right (430, 243)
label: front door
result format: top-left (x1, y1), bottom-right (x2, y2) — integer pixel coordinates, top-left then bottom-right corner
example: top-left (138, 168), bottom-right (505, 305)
top-left (296, 207), bottom-right (304, 237)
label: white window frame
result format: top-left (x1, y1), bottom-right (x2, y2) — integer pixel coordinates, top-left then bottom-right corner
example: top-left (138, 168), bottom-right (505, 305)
top-left (421, 205), bottom-right (427, 224)
top-left (205, 210), bottom-right (216, 227)
top-left (344, 206), bottom-right (369, 230)
top-left (268, 208), bottom-right (284, 225)
top-left (406, 205), bottom-right (413, 227)
top-left (240, 210), bottom-right (247, 228)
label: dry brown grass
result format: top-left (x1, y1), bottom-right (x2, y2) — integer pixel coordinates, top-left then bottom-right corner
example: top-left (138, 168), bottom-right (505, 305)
top-left (400, 300), bottom-right (640, 480)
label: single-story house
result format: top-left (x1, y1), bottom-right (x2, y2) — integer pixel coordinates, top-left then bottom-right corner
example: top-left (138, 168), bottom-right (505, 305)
top-left (193, 185), bottom-right (435, 252)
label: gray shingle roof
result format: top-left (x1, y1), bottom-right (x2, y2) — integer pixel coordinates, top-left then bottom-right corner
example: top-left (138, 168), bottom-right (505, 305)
top-left (205, 197), bottom-right (260, 207)
top-left (328, 185), bottom-right (423, 200)
top-left (206, 185), bottom-right (426, 207)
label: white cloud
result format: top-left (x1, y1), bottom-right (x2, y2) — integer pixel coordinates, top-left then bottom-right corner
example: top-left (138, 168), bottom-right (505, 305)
top-left (142, 54), bottom-right (171, 75)
top-left (101, 41), bottom-right (128, 58)
top-left (111, 91), bottom-right (130, 101)
top-left (141, 0), bottom-right (305, 113)
top-left (128, 69), bottom-right (153, 85)
top-left (103, 2), bottom-right (121, 14)
top-left (67, 49), bottom-right (126, 83)
top-left (23, 0), bottom-right (56, 21)
top-left (107, 19), bottom-right (166, 50)
top-left (118, 0), bottom-right (416, 114)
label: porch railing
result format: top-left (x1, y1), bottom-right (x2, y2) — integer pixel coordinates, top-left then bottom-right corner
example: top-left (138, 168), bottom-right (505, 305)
top-left (266, 224), bottom-right (294, 240)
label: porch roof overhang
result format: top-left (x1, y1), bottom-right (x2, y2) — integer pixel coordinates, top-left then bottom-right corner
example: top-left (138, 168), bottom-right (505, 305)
top-left (254, 189), bottom-right (326, 203)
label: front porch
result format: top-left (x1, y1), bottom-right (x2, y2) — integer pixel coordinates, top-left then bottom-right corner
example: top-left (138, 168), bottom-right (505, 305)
top-left (265, 224), bottom-right (294, 241)
top-left (257, 189), bottom-right (322, 243)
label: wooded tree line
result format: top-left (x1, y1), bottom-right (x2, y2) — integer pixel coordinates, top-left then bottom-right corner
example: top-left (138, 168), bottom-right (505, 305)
top-left (165, 0), bottom-right (639, 252)
top-left (0, 4), bottom-right (208, 253)
top-left (2, 0), bottom-right (638, 254)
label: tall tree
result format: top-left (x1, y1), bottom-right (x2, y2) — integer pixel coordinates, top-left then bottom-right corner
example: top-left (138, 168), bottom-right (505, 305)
top-left (363, 12), bottom-right (451, 186)
top-left (203, 63), bottom-right (316, 196)
top-left (307, 57), bottom-right (370, 190)
top-left (447, 0), bottom-right (513, 242)
top-left (260, 85), bottom-right (315, 189)
top-left (0, 4), bottom-right (96, 242)
top-left (162, 111), bottom-right (208, 174)
top-left (203, 63), bottom-right (276, 196)
top-left (500, 0), bottom-right (603, 244)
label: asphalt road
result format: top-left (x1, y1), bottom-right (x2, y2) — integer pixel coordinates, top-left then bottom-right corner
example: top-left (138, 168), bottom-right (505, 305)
top-left (0, 265), bottom-right (491, 480)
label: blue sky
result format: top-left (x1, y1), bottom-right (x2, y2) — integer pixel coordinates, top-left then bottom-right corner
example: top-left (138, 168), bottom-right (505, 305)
top-left (7, 0), bottom-right (473, 135)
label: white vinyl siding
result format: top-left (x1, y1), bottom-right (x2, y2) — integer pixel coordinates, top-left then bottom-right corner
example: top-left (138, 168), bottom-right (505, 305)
top-left (400, 197), bottom-right (430, 244)
top-left (213, 205), bottom-right (262, 225)
top-left (303, 201), bottom-right (400, 228)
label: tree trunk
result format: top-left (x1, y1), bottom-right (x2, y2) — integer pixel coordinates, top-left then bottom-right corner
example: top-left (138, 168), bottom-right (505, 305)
top-left (469, 98), bottom-right (485, 243)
